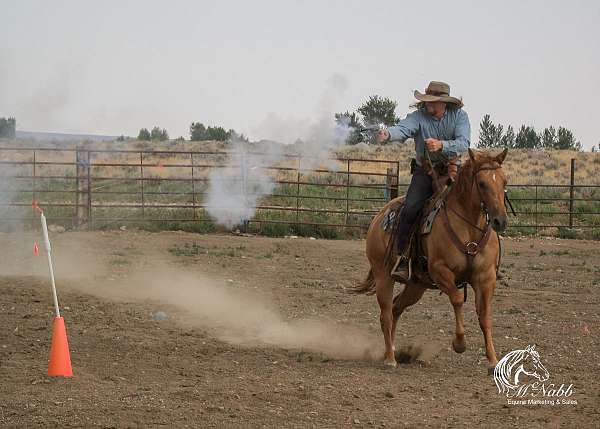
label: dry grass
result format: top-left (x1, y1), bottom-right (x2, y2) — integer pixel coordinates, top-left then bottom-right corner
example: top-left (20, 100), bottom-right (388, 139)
top-left (2, 138), bottom-right (597, 185)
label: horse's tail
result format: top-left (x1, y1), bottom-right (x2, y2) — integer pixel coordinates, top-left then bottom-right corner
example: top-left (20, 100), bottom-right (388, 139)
top-left (346, 268), bottom-right (377, 295)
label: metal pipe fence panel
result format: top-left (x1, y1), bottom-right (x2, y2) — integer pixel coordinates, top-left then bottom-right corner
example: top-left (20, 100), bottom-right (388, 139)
top-left (1, 147), bottom-right (598, 237)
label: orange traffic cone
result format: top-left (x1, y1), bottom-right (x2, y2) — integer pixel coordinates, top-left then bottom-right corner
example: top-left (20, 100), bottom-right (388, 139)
top-left (48, 317), bottom-right (73, 377)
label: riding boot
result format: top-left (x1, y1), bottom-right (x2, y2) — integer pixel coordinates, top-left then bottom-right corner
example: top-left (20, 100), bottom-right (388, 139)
top-left (390, 236), bottom-right (410, 282)
top-left (390, 162), bottom-right (432, 283)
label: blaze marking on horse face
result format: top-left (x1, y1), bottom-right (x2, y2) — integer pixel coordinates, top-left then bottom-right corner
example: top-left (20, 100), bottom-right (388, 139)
top-left (493, 173), bottom-right (497, 182)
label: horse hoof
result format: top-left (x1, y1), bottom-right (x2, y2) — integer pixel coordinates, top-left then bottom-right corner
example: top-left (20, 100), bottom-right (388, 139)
top-left (452, 338), bottom-right (466, 354)
top-left (383, 359), bottom-right (397, 368)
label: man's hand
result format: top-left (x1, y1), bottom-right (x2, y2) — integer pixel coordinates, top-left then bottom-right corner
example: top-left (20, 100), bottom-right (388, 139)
top-left (425, 138), bottom-right (443, 152)
top-left (376, 128), bottom-right (390, 143)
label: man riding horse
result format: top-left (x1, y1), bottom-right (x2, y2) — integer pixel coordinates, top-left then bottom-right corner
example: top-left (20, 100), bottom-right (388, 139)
top-left (376, 81), bottom-right (470, 282)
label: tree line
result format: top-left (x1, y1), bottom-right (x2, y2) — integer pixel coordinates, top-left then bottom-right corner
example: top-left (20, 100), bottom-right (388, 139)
top-left (0, 116), bottom-right (236, 142)
top-left (189, 122), bottom-right (235, 141)
top-left (478, 114), bottom-right (581, 151)
top-left (334, 98), bottom-right (585, 151)
top-left (137, 126), bottom-right (169, 141)
top-left (2, 112), bottom-right (591, 150)
top-left (135, 122), bottom-right (236, 142)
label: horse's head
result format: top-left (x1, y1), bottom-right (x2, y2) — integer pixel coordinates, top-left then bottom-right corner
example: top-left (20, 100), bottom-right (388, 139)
top-left (520, 345), bottom-right (550, 382)
top-left (466, 148), bottom-right (509, 233)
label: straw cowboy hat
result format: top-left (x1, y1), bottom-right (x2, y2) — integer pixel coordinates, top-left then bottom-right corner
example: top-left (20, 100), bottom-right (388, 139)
top-left (414, 81), bottom-right (463, 107)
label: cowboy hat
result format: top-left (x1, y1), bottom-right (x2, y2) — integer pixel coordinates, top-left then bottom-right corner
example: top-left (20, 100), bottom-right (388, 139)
top-left (414, 81), bottom-right (463, 107)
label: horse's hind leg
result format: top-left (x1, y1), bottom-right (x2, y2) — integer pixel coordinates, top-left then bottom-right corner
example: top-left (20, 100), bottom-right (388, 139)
top-left (375, 272), bottom-right (396, 367)
top-left (391, 281), bottom-right (426, 341)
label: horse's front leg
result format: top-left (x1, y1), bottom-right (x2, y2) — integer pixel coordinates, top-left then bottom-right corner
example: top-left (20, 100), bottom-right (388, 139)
top-left (429, 263), bottom-right (466, 353)
top-left (472, 269), bottom-right (499, 373)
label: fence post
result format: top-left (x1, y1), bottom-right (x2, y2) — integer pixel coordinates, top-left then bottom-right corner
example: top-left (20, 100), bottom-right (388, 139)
top-left (345, 159), bottom-right (350, 225)
top-left (386, 166), bottom-right (399, 200)
top-left (75, 147), bottom-right (89, 228)
top-left (296, 155), bottom-right (301, 228)
top-left (190, 153), bottom-right (196, 220)
top-left (86, 151), bottom-right (92, 230)
top-left (140, 152), bottom-right (145, 219)
top-left (535, 185), bottom-right (538, 233)
top-left (32, 150), bottom-right (36, 229)
top-left (569, 158), bottom-right (575, 228)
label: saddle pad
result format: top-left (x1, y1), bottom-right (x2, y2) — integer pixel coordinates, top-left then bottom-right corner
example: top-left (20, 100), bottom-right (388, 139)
top-left (381, 202), bottom-right (403, 231)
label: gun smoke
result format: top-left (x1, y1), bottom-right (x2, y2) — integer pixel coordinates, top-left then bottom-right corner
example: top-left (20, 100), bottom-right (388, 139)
top-left (206, 74), bottom-right (353, 228)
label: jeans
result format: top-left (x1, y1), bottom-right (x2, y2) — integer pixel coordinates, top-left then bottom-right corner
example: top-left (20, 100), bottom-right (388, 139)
top-left (395, 161), bottom-right (434, 254)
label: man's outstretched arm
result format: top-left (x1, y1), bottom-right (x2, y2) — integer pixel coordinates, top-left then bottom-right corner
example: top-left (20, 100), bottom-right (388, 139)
top-left (377, 111), bottom-right (420, 143)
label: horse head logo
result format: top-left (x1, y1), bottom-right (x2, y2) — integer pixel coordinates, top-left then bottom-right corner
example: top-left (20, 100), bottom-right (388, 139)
top-left (493, 345), bottom-right (550, 394)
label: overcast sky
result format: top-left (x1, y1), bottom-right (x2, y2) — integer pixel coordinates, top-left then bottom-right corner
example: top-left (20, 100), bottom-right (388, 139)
top-left (1, 0), bottom-right (599, 148)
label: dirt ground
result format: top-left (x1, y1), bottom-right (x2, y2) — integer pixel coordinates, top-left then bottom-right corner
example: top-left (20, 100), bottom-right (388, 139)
top-left (0, 230), bottom-right (598, 428)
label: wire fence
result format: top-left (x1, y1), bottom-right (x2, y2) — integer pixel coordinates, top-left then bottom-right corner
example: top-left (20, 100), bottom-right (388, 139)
top-left (0, 147), bottom-right (598, 237)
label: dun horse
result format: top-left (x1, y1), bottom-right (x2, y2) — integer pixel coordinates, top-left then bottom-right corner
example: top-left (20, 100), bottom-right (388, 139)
top-left (351, 148), bottom-right (509, 373)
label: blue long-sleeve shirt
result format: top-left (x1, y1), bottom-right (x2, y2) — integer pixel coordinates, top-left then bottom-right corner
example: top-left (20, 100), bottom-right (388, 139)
top-left (387, 107), bottom-right (471, 165)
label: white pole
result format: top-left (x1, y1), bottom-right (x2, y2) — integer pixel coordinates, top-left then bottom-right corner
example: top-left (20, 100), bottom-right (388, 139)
top-left (40, 213), bottom-right (60, 318)
top-left (240, 142), bottom-right (249, 225)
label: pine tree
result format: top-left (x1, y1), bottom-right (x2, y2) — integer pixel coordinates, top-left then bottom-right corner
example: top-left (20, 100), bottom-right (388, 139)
top-left (540, 126), bottom-right (557, 149)
top-left (515, 125), bottom-right (540, 149)
top-left (555, 127), bottom-right (581, 151)
top-left (478, 114), bottom-right (504, 148)
top-left (150, 126), bottom-right (168, 141)
top-left (501, 125), bottom-right (516, 149)
top-left (478, 114), bottom-right (494, 148)
top-left (137, 128), bottom-right (151, 141)
top-left (0, 117), bottom-right (16, 138)
top-left (190, 122), bottom-right (207, 141)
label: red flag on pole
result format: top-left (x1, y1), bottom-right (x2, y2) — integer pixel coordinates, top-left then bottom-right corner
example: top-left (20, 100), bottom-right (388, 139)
top-left (32, 199), bottom-right (43, 214)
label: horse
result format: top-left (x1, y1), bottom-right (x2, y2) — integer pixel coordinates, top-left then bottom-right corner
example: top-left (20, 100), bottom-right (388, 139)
top-left (350, 148), bottom-right (509, 373)
top-left (493, 345), bottom-right (549, 394)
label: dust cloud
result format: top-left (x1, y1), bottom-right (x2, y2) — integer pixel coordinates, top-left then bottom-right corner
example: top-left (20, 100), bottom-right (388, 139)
top-left (0, 235), bottom-right (382, 361)
top-left (95, 268), bottom-right (382, 361)
top-left (0, 232), bottom-right (441, 363)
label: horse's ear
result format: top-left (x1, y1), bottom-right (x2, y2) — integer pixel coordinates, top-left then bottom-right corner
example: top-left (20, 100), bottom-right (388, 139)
top-left (496, 148), bottom-right (508, 165)
top-left (468, 148), bottom-right (476, 163)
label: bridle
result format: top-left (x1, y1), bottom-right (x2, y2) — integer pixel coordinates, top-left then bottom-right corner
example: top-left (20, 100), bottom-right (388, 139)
top-left (439, 160), bottom-right (514, 299)
top-left (420, 148), bottom-right (517, 300)
top-left (464, 163), bottom-right (502, 226)
top-left (474, 160), bottom-right (516, 214)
